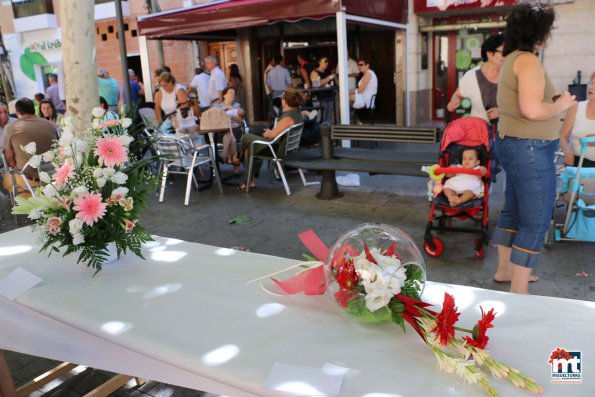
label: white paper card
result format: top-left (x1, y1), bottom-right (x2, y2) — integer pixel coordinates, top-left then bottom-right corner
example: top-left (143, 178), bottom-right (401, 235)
top-left (265, 362), bottom-right (344, 396)
top-left (0, 267), bottom-right (42, 300)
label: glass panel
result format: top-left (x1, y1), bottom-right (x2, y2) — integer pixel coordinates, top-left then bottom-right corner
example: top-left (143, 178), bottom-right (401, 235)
top-left (433, 34), bottom-right (448, 119)
top-left (11, 0), bottom-right (54, 18)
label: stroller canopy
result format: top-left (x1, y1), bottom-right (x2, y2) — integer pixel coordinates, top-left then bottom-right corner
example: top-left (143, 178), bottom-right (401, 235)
top-left (441, 117), bottom-right (490, 153)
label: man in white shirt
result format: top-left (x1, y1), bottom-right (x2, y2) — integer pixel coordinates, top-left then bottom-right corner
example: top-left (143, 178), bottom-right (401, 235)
top-left (204, 56), bottom-right (227, 104)
top-left (190, 66), bottom-right (212, 112)
top-left (347, 53), bottom-right (359, 92)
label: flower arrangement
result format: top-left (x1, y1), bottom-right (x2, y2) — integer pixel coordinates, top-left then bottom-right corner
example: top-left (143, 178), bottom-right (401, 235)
top-left (272, 225), bottom-right (543, 397)
top-left (12, 108), bottom-right (156, 274)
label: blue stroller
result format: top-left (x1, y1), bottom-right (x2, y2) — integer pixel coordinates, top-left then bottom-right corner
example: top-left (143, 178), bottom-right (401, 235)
top-left (550, 137), bottom-right (595, 244)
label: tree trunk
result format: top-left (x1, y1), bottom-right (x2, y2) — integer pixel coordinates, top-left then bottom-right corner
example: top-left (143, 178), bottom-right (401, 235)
top-left (60, 0), bottom-right (98, 137)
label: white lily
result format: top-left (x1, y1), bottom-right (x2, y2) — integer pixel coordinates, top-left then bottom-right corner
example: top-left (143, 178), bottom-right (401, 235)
top-left (42, 184), bottom-right (58, 197)
top-left (69, 218), bottom-right (83, 234)
top-left (120, 118), bottom-right (132, 129)
top-left (28, 155), bottom-right (41, 168)
top-left (111, 172), bottom-right (128, 185)
top-left (38, 171), bottom-right (51, 184)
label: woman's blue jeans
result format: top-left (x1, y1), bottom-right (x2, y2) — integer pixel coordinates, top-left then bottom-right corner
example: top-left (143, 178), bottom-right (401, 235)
top-left (491, 135), bottom-right (558, 268)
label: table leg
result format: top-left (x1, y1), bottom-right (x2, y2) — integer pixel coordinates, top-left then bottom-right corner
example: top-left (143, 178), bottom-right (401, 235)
top-left (0, 350), bottom-right (17, 397)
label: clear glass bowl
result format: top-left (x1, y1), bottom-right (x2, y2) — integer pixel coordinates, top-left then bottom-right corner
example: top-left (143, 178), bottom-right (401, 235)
top-left (324, 223), bottom-right (427, 324)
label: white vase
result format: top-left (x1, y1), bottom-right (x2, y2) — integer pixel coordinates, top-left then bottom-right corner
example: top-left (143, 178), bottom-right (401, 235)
top-left (104, 242), bottom-right (118, 265)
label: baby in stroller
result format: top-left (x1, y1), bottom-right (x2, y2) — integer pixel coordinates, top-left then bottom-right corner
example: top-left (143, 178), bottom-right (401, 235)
top-left (443, 148), bottom-right (488, 207)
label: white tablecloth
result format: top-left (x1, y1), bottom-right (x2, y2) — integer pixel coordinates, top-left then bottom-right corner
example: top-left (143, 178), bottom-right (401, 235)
top-left (1, 227), bottom-right (594, 396)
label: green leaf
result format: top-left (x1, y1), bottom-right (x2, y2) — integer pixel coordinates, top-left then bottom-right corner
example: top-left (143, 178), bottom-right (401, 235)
top-left (19, 53), bottom-right (35, 80)
top-left (228, 214), bottom-right (250, 225)
top-left (26, 49), bottom-right (48, 65)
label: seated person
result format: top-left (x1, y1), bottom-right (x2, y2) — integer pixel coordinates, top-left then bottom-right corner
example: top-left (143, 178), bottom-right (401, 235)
top-left (2, 98), bottom-right (57, 197)
top-left (99, 96), bottom-right (119, 120)
top-left (442, 148), bottom-right (487, 207)
top-left (238, 88), bottom-right (305, 190)
top-left (213, 87), bottom-right (245, 175)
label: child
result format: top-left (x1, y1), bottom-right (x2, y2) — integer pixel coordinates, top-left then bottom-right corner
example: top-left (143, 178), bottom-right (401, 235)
top-left (443, 148), bottom-right (487, 207)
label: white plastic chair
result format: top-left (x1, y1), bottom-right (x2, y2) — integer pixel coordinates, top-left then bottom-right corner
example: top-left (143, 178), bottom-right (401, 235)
top-left (245, 123), bottom-right (306, 195)
top-left (155, 135), bottom-right (222, 206)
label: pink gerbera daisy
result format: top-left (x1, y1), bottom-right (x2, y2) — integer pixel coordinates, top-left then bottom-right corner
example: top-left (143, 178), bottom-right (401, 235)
top-left (94, 136), bottom-right (128, 167)
top-left (53, 160), bottom-right (75, 188)
top-left (73, 192), bottom-right (107, 225)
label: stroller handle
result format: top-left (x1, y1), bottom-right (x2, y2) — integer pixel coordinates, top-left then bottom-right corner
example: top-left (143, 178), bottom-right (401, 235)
top-left (579, 136), bottom-right (595, 153)
top-left (434, 166), bottom-right (484, 177)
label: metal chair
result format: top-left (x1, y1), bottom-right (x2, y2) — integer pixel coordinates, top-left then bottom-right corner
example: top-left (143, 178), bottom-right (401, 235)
top-left (154, 135), bottom-right (222, 206)
top-left (245, 123), bottom-right (307, 195)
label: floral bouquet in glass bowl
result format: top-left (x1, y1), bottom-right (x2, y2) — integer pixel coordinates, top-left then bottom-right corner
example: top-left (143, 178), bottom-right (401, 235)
top-left (12, 108), bottom-right (156, 274)
top-left (270, 224), bottom-right (544, 396)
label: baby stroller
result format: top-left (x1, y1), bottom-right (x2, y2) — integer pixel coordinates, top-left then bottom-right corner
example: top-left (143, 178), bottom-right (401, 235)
top-left (549, 136), bottom-right (595, 244)
top-left (423, 117), bottom-right (495, 258)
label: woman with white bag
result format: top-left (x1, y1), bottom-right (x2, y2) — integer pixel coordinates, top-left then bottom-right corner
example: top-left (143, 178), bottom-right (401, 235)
top-left (352, 57), bottom-right (377, 124)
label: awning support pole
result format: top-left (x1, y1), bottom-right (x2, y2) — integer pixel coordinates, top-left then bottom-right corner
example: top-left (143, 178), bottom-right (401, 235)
top-left (336, 11), bottom-right (350, 144)
top-left (139, 35), bottom-right (153, 103)
top-left (115, 0), bottom-right (131, 112)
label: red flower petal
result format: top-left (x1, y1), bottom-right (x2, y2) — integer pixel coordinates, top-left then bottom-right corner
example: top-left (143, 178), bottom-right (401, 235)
top-left (431, 292), bottom-right (460, 346)
top-left (363, 243), bottom-right (377, 265)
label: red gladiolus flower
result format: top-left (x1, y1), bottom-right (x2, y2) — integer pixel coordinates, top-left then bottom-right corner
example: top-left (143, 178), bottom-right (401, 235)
top-left (431, 292), bottom-right (460, 346)
top-left (335, 259), bottom-right (357, 289)
top-left (463, 307), bottom-right (496, 349)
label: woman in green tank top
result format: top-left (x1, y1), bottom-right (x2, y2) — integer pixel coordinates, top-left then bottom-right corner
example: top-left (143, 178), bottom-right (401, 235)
top-left (491, 4), bottom-right (577, 294)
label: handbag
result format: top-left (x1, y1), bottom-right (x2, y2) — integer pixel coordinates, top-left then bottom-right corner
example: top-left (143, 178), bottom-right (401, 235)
top-left (353, 91), bottom-right (365, 109)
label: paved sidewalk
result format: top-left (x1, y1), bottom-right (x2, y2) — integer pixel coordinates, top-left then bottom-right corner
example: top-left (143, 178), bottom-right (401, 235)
top-left (1, 148), bottom-right (593, 395)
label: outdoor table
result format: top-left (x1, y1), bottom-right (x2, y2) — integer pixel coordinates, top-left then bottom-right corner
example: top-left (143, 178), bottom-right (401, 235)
top-left (0, 227), bottom-right (593, 396)
top-left (172, 126), bottom-right (229, 192)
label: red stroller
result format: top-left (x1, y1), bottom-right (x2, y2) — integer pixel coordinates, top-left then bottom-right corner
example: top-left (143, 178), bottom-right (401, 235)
top-left (423, 117), bottom-right (495, 259)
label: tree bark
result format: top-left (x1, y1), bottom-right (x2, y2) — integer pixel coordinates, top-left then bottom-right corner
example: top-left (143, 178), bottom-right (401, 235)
top-left (60, 0), bottom-right (98, 137)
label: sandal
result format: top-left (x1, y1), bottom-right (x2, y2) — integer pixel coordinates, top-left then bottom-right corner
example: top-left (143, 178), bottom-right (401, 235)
top-left (237, 182), bottom-right (256, 191)
top-left (226, 157), bottom-right (241, 166)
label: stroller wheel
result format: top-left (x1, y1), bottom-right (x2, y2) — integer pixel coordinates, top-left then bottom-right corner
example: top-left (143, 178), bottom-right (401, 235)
top-left (474, 238), bottom-right (485, 259)
top-left (423, 237), bottom-right (444, 257)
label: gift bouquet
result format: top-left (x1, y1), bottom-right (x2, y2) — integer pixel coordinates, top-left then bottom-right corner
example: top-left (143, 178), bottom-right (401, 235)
top-left (271, 224), bottom-right (544, 397)
top-left (12, 108), bottom-right (156, 274)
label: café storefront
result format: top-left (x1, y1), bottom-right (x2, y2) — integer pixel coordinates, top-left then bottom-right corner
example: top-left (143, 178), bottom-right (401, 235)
top-left (137, 0), bottom-right (408, 125)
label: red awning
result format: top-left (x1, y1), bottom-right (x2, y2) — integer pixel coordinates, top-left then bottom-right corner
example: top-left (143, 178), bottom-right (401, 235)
top-left (137, 0), bottom-right (407, 39)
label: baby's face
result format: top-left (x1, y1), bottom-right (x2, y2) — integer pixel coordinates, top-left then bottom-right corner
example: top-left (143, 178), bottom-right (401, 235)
top-left (461, 150), bottom-right (480, 169)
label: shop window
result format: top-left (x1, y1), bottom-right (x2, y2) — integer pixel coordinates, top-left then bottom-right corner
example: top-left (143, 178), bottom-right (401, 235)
top-left (11, 0), bottom-right (54, 18)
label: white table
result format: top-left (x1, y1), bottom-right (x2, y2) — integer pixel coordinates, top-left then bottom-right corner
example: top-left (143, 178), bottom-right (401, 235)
top-left (0, 227), bottom-right (594, 396)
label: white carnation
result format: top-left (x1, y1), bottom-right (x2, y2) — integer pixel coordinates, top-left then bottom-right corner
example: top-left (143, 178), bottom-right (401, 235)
top-left (72, 232), bottom-right (85, 245)
top-left (28, 155), bottom-right (41, 168)
top-left (101, 167), bottom-right (115, 178)
top-left (120, 118), bottom-right (133, 129)
top-left (64, 145), bottom-right (74, 157)
top-left (59, 131), bottom-right (74, 146)
top-left (72, 186), bottom-right (88, 196)
top-left (111, 172), bottom-right (128, 185)
top-left (92, 168), bottom-right (103, 178)
top-left (23, 142), bottom-right (37, 155)
top-left (111, 187), bottom-right (129, 197)
top-left (92, 118), bottom-right (101, 129)
top-left (42, 184), bottom-right (58, 197)
top-left (73, 139), bottom-right (88, 153)
top-left (61, 116), bottom-right (74, 128)
top-left (38, 171), bottom-right (51, 184)
top-left (92, 107), bottom-right (106, 118)
top-left (69, 218), bottom-right (83, 233)
top-left (118, 134), bottom-right (134, 146)
top-left (96, 177), bottom-right (107, 188)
